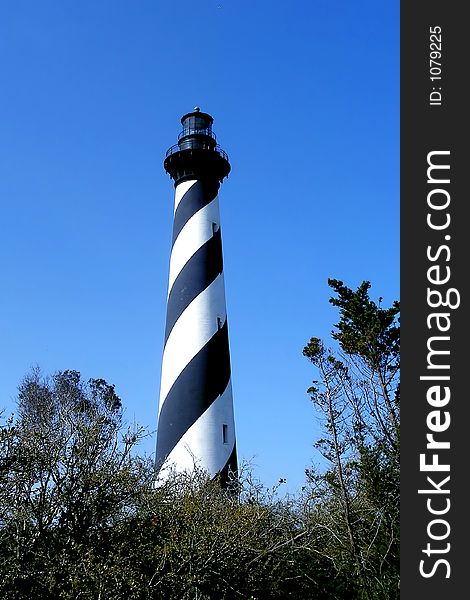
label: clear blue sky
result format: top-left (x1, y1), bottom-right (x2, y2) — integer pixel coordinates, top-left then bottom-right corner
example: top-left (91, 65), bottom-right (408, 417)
top-left (0, 1), bottom-right (399, 495)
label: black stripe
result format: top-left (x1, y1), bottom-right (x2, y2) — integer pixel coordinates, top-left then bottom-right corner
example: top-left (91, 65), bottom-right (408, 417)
top-left (156, 320), bottom-right (231, 466)
top-left (164, 228), bottom-right (223, 345)
top-left (172, 180), bottom-right (219, 245)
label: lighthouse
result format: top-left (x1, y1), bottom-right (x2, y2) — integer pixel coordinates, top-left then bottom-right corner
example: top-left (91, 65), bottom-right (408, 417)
top-left (155, 108), bottom-right (237, 485)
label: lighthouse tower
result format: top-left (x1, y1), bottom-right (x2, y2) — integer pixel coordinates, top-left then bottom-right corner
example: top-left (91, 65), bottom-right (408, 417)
top-left (155, 108), bottom-right (237, 485)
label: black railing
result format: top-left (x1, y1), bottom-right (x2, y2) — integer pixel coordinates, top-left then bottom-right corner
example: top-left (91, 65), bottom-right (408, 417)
top-left (165, 141), bottom-right (229, 162)
top-left (178, 128), bottom-right (217, 142)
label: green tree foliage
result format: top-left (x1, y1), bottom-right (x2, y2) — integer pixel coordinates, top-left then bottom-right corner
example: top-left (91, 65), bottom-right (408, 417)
top-left (0, 370), bottom-right (340, 599)
top-left (0, 369), bottom-right (148, 598)
top-left (302, 280), bottom-right (400, 599)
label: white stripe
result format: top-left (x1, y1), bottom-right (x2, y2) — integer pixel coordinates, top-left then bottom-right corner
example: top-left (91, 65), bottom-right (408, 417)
top-left (174, 179), bottom-right (197, 214)
top-left (158, 380), bottom-right (235, 478)
top-left (158, 274), bottom-right (227, 414)
top-left (168, 197), bottom-right (220, 296)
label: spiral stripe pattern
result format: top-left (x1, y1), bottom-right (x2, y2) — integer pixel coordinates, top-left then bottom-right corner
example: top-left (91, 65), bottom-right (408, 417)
top-left (156, 179), bottom-right (237, 482)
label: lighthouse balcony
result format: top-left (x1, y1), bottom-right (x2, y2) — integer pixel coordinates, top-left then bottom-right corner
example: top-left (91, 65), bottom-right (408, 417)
top-left (165, 140), bottom-right (229, 163)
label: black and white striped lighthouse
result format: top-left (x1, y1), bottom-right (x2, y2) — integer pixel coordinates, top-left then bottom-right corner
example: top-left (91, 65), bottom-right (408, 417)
top-left (155, 108), bottom-right (237, 485)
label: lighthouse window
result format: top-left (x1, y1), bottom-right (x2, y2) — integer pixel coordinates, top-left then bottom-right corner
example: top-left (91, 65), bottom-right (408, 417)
top-left (212, 221), bottom-right (219, 234)
top-left (217, 317), bottom-right (223, 330)
top-left (222, 424), bottom-right (228, 444)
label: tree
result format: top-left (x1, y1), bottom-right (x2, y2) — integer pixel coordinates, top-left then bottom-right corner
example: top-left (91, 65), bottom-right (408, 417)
top-left (0, 368), bottom-right (149, 597)
top-left (302, 280), bottom-right (400, 600)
